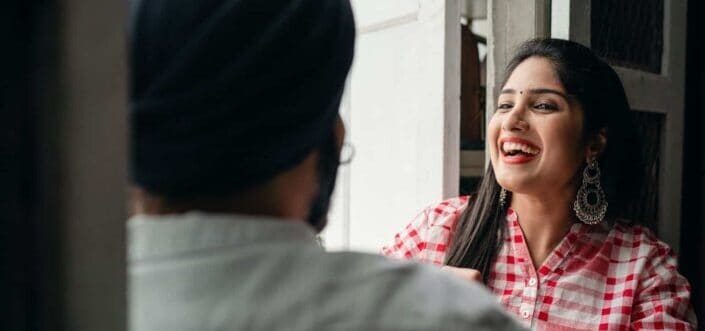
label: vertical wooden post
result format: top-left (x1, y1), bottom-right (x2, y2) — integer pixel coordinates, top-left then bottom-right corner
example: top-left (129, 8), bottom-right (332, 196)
top-left (443, 0), bottom-right (462, 198)
top-left (37, 0), bottom-right (129, 329)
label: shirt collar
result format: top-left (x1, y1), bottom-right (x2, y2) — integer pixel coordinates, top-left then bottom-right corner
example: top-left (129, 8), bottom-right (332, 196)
top-left (128, 212), bottom-right (319, 261)
top-left (505, 208), bottom-right (587, 277)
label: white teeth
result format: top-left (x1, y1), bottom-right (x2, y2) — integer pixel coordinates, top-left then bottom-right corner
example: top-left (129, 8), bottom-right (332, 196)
top-left (501, 141), bottom-right (539, 155)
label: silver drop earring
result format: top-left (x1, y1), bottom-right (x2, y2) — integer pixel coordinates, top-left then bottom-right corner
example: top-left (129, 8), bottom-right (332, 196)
top-left (573, 158), bottom-right (608, 225)
top-left (499, 188), bottom-right (508, 208)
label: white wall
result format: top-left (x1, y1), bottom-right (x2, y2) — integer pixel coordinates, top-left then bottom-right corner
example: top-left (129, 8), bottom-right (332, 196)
top-left (321, 0), bottom-right (460, 253)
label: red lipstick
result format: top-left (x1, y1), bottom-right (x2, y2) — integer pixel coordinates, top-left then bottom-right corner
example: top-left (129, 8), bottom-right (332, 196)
top-left (499, 137), bottom-right (540, 165)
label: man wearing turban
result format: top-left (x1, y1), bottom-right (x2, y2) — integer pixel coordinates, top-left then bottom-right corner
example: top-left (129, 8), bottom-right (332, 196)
top-left (127, 0), bottom-right (524, 330)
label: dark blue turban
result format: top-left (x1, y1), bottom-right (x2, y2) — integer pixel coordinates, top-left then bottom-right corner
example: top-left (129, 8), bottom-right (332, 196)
top-left (130, 0), bottom-right (355, 197)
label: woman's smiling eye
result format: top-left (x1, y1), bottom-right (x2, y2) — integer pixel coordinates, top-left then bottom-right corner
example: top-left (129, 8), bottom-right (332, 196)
top-left (534, 102), bottom-right (558, 111)
top-left (497, 103), bottom-right (513, 112)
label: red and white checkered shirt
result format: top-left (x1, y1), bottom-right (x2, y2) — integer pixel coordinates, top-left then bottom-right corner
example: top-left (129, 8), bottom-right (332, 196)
top-left (382, 196), bottom-right (696, 330)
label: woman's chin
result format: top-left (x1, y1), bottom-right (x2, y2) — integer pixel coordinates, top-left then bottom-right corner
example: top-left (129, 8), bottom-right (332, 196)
top-left (495, 174), bottom-right (538, 194)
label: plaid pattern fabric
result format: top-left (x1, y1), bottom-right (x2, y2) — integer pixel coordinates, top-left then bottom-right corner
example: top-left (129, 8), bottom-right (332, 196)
top-left (382, 196), bottom-right (696, 330)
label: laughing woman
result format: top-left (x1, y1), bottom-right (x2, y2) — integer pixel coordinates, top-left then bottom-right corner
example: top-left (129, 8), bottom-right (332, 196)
top-left (383, 39), bottom-right (696, 330)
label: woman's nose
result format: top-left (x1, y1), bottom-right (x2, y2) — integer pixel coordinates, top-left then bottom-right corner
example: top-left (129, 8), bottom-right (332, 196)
top-left (501, 107), bottom-right (529, 132)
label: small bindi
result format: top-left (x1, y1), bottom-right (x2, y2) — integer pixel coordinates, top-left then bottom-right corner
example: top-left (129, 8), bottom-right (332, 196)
top-left (519, 90), bottom-right (524, 95)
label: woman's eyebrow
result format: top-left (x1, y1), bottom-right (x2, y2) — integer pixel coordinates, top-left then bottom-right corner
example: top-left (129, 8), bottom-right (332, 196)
top-left (500, 88), bottom-right (569, 100)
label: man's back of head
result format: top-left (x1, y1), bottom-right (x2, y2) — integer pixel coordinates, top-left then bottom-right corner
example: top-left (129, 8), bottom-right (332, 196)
top-left (127, 0), bottom-right (525, 330)
top-left (129, 0), bottom-right (354, 228)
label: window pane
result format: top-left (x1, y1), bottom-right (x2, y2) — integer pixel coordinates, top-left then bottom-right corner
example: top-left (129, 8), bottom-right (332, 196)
top-left (591, 0), bottom-right (664, 74)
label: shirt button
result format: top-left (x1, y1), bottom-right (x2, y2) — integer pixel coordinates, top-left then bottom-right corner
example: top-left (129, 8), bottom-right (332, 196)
top-left (521, 311), bottom-right (531, 319)
top-left (528, 278), bottom-right (537, 286)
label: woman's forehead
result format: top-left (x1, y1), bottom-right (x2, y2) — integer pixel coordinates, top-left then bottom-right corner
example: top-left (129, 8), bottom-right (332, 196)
top-left (503, 57), bottom-right (565, 93)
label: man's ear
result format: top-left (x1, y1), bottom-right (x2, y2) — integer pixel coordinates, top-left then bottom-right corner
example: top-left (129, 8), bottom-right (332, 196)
top-left (585, 128), bottom-right (607, 160)
top-left (334, 115), bottom-right (346, 151)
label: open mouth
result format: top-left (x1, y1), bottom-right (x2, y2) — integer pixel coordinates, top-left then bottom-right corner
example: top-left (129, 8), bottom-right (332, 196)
top-left (499, 138), bottom-right (541, 163)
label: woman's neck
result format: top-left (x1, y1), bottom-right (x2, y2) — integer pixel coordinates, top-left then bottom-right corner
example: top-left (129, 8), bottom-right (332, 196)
top-left (510, 190), bottom-right (576, 269)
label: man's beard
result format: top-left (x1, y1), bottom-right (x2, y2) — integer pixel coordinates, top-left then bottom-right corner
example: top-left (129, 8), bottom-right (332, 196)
top-left (306, 132), bottom-right (340, 233)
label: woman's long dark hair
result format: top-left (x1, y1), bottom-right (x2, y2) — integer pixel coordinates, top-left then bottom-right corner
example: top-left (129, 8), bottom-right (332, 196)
top-left (445, 38), bottom-right (643, 281)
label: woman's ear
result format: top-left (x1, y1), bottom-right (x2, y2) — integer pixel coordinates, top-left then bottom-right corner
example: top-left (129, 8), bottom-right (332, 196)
top-left (585, 128), bottom-right (607, 160)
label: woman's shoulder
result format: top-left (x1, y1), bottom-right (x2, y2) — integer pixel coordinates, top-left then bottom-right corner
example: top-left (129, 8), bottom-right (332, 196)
top-left (423, 195), bottom-right (472, 229)
top-left (603, 221), bottom-right (675, 260)
top-left (381, 196), bottom-right (471, 263)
